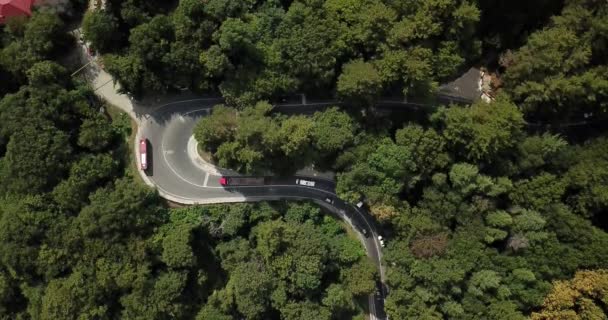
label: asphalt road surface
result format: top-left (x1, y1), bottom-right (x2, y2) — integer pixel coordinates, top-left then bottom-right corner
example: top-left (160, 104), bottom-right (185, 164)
top-left (139, 98), bottom-right (388, 320)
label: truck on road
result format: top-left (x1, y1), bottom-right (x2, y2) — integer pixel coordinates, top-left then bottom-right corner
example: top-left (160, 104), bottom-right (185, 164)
top-left (139, 139), bottom-right (148, 170)
top-left (219, 176), bottom-right (266, 186)
top-left (296, 178), bottom-right (316, 187)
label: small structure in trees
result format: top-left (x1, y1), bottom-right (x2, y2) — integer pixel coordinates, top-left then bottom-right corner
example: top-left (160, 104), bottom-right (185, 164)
top-left (0, 0), bottom-right (34, 24)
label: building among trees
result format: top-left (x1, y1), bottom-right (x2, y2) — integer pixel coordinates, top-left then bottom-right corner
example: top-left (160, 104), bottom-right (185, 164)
top-left (0, 0), bottom-right (34, 24)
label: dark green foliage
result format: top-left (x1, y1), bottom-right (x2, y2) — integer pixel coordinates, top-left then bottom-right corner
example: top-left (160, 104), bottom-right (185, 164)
top-left (82, 10), bottom-right (120, 53)
top-left (178, 201), bottom-right (373, 319)
top-left (0, 125), bottom-right (72, 195)
top-left (93, 0), bottom-right (482, 102)
top-left (333, 97), bottom-right (608, 319)
top-left (502, 0), bottom-right (608, 120)
top-left (0, 12), bottom-right (66, 87)
top-left (3, 1), bottom-right (608, 320)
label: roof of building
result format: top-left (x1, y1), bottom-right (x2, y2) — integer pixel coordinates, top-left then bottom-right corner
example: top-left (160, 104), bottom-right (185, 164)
top-left (437, 67), bottom-right (483, 102)
top-left (0, 0), bottom-right (34, 24)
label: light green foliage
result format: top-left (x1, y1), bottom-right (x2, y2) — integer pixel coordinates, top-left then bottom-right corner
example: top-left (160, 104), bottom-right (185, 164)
top-left (196, 103), bottom-right (357, 174)
top-left (196, 201), bottom-right (368, 319)
top-left (193, 105), bottom-right (238, 152)
top-left (510, 173), bottom-right (566, 211)
top-left (337, 59), bottom-right (383, 106)
top-left (483, 208), bottom-right (548, 248)
top-left (325, 0), bottom-right (397, 54)
top-left (337, 137), bottom-right (417, 206)
top-left (486, 211), bottom-right (513, 229)
top-left (311, 107), bottom-right (356, 154)
top-left (448, 163), bottom-right (512, 197)
top-left (280, 301), bottom-right (332, 320)
top-left (227, 262), bottom-right (273, 319)
top-left (343, 259), bottom-right (377, 296)
top-left (195, 304), bottom-right (232, 320)
top-left (161, 222), bottom-right (195, 269)
top-left (284, 202), bottom-right (321, 224)
top-left (209, 102), bottom-right (277, 173)
top-left (322, 284), bottom-right (355, 315)
top-left (278, 115), bottom-right (313, 157)
top-left (331, 235), bottom-right (366, 265)
top-left (395, 124), bottom-right (450, 176)
top-left (435, 98), bottom-right (525, 162)
top-left (468, 270), bottom-right (502, 297)
top-left (200, 45), bottom-right (232, 78)
top-left (255, 220), bottom-right (327, 295)
top-left (217, 17), bottom-right (257, 55)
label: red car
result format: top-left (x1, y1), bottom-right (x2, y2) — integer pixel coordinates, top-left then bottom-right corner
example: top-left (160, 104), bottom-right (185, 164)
top-left (139, 139), bottom-right (147, 170)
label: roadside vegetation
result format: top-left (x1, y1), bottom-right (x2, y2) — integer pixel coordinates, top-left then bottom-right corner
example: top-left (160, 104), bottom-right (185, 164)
top-left (0, 6), bottom-right (374, 319)
top-left (1, 0), bottom-right (608, 319)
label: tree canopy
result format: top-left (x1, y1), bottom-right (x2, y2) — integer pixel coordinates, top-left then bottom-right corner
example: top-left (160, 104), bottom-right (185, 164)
top-left (4, 1), bottom-right (608, 319)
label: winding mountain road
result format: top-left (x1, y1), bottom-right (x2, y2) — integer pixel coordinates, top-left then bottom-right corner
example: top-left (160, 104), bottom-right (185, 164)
top-left (136, 98), bottom-right (388, 320)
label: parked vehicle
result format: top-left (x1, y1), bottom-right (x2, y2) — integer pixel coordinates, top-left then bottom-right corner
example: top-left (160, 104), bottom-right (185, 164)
top-left (325, 197), bottom-right (334, 204)
top-left (139, 139), bottom-right (147, 170)
top-left (296, 179), bottom-right (316, 187)
top-left (378, 235), bottom-right (386, 247)
top-left (361, 228), bottom-right (369, 237)
top-left (219, 176), bottom-right (266, 186)
top-left (356, 201), bottom-right (364, 208)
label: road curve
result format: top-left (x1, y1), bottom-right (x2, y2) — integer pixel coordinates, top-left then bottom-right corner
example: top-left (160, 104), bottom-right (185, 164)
top-left (137, 98), bottom-right (388, 320)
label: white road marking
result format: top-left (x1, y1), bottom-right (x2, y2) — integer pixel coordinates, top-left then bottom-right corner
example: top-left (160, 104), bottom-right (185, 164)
top-left (203, 173), bottom-right (209, 187)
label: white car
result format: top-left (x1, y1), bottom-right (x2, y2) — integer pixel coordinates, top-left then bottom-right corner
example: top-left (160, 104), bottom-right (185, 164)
top-left (296, 179), bottom-right (316, 187)
top-left (378, 236), bottom-right (386, 247)
top-left (356, 201), bottom-right (364, 208)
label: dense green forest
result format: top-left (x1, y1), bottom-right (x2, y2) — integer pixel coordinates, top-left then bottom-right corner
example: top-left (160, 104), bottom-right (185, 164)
top-left (2, 0), bottom-right (608, 319)
top-left (0, 9), bottom-right (373, 320)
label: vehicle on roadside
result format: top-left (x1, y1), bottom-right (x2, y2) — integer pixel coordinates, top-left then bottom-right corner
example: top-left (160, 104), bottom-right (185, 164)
top-left (325, 197), bottom-right (334, 204)
top-left (296, 179), bottom-right (316, 187)
top-left (378, 235), bottom-right (386, 247)
top-left (356, 201), bottom-right (364, 208)
top-left (139, 139), bottom-right (148, 170)
top-left (361, 228), bottom-right (369, 237)
top-left (219, 176), bottom-right (266, 186)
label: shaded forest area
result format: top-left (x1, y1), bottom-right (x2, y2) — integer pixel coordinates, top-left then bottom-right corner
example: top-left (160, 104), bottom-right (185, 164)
top-left (2, 0), bottom-right (608, 319)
